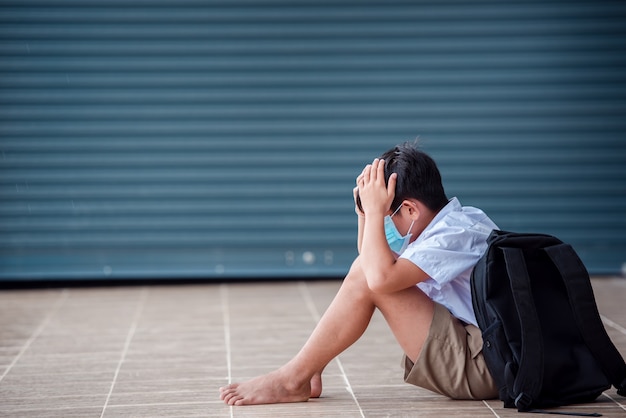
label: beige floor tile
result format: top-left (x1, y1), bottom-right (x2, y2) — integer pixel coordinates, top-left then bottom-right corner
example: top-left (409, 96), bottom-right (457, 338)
top-left (0, 394), bottom-right (107, 412)
top-left (0, 278), bottom-right (624, 417)
top-left (0, 406), bottom-right (105, 418)
top-left (103, 402), bottom-right (227, 418)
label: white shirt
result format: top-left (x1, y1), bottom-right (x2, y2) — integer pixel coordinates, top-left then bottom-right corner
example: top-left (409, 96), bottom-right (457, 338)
top-left (399, 197), bottom-right (498, 326)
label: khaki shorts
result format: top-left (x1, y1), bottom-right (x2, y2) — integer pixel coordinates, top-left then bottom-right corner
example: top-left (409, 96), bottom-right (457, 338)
top-left (403, 303), bottom-right (498, 400)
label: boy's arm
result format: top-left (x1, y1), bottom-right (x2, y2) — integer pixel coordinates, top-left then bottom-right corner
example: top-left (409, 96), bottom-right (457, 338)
top-left (353, 186), bottom-right (365, 254)
top-left (356, 214), bottom-right (365, 254)
top-left (358, 159), bottom-right (430, 293)
top-left (360, 209), bottom-right (430, 293)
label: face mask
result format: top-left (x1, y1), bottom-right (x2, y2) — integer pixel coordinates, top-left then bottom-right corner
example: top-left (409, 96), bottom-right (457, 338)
top-left (384, 205), bottom-right (415, 254)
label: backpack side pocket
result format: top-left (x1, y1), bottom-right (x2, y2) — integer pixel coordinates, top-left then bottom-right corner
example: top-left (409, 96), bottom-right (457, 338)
top-left (481, 320), bottom-right (515, 406)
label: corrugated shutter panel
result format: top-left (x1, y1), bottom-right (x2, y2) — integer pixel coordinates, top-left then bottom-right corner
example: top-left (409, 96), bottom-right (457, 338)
top-left (1, 0), bottom-right (625, 281)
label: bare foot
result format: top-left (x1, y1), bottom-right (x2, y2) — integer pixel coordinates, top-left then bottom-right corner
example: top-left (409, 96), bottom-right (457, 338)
top-left (219, 369), bottom-right (311, 406)
top-left (310, 372), bottom-right (323, 398)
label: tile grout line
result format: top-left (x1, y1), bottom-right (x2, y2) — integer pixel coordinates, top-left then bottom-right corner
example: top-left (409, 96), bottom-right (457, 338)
top-left (99, 287), bottom-right (148, 418)
top-left (220, 284), bottom-right (232, 384)
top-left (0, 289), bottom-right (69, 383)
top-left (602, 392), bottom-right (626, 412)
top-left (298, 281), bottom-right (366, 418)
top-left (220, 284), bottom-right (234, 418)
top-left (601, 314), bottom-right (626, 336)
top-left (595, 315), bottom-right (626, 412)
top-left (482, 400), bottom-right (502, 417)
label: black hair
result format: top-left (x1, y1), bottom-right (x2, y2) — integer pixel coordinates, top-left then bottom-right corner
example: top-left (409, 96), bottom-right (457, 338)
top-left (357, 142), bottom-right (448, 213)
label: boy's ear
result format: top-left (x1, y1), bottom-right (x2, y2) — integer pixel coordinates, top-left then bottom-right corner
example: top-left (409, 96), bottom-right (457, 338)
top-left (403, 199), bottom-right (421, 219)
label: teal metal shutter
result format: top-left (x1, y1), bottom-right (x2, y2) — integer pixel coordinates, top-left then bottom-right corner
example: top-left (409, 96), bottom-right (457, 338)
top-left (1, 1), bottom-right (625, 281)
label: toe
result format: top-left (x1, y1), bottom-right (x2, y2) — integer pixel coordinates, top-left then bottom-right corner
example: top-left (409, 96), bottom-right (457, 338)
top-left (219, 388), bottom-right (230, 400)
top-left (223, 391), bottom-right (240, 405)
top-left (220, 383), bottom-right (236, 392)
top-left (219, 384), bottom-right (238, 399)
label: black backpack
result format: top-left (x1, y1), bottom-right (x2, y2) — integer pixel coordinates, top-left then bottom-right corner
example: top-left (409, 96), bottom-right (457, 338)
top-left (471, 230), bottom-right (626, 414)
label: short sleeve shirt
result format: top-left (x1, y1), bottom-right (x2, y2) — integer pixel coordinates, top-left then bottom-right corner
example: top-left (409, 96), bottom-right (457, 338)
top-left (399, 197), bottom-right (498, 326)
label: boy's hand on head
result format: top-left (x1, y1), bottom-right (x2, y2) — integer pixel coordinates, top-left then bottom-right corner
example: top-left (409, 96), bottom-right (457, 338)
top-left (357, 158), bottom-right (397, 217)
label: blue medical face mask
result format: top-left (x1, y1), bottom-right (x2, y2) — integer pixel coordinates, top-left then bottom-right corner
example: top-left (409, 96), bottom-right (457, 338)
top-left (384, 205), bottom-right (415, 254)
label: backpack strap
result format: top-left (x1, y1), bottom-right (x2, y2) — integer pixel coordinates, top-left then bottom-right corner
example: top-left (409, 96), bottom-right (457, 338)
top-left (544, 244), bottom-right (626, 396)
top-left (502, 247), bottom-right (545, 410)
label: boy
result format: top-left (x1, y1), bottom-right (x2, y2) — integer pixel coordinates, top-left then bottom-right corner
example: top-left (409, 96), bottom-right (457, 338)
top-left (220, 142), bottom-right (499, 405)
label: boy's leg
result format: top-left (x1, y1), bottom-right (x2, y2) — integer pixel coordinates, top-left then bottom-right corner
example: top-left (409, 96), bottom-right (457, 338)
top-left (219, 256), bottom-right (434, 406)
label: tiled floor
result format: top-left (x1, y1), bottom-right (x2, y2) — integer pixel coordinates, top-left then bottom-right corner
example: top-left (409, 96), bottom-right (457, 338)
top-left (0, 278), bottom-right (625, 418)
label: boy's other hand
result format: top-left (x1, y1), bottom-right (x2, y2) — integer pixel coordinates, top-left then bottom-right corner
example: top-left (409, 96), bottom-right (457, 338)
top-left (357, 159), bottom-right (397, 217)
top-left (353, 186), bottom-right (365, 217)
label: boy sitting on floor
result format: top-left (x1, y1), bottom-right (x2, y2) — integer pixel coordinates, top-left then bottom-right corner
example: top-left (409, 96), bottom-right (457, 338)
top-left (220, 142), bottom-right (499, 405)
